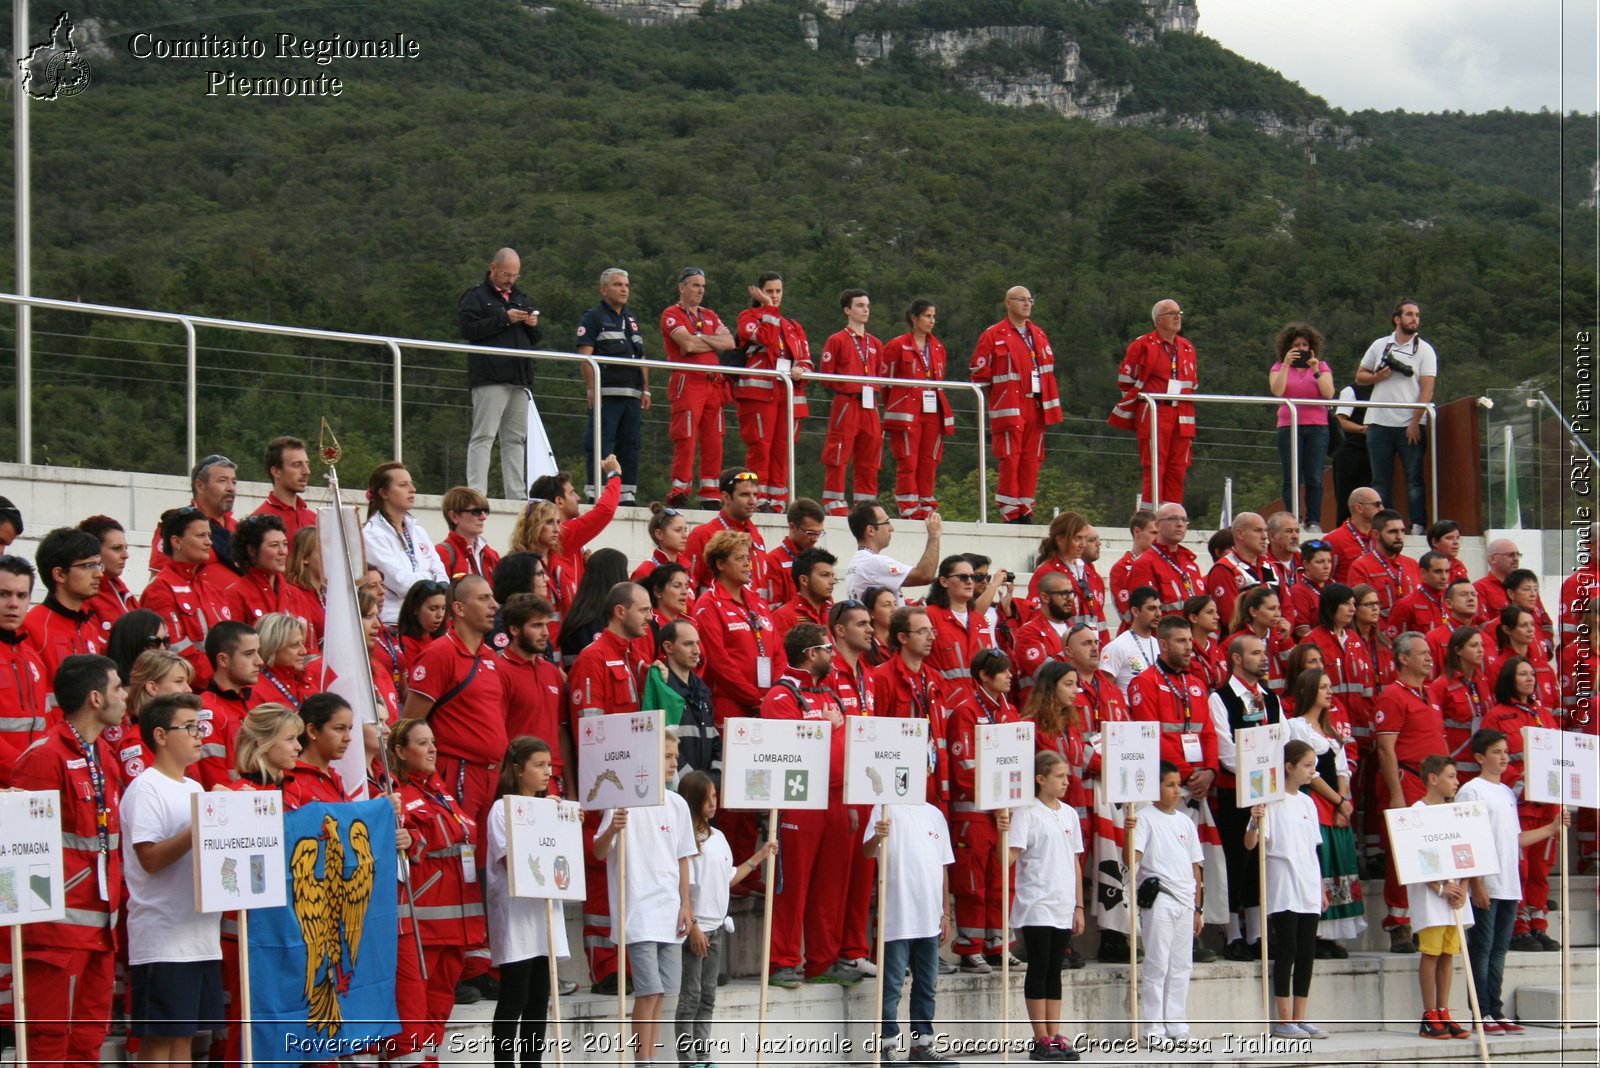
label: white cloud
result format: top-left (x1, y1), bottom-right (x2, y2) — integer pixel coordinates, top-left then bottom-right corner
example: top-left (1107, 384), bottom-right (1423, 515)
top-left (1197, 0), bottom-right (1597, 113)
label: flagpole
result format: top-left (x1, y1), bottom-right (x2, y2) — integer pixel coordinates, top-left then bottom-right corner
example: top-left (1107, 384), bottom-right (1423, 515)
top-left (13, 0), bottom-right (31, 465)
top-left (757, 807), bottom-right (778, 1068)
top-left (617, 833), bottom-right (628, 1068)
top-left (546, 897), bottom-right (565, 1068)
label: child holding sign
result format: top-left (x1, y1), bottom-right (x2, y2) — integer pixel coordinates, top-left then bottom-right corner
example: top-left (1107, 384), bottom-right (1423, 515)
top-left (1405, 755), bottom-right (1473, 1040)
top-left (675, 771), bottom-right (776, 1068)
top-left (995, 751), bottom-right (1085, 1062)
top-left (1244, 739), bottom-right (1330, 1039)
top-left (488, 737), bottom-right (570, 1068)
top-left (1128, 762), bottom-right (1205, 1045)
top-left (1455, 729), bottom-right (1568, 1035)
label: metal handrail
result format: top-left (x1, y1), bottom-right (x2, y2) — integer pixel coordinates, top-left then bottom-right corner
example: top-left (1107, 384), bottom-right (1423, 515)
top-left (1531, 389), bottom-right (1598, 468)
top-left (1141, 392), bottom-right (1440, 520)
top-left (1, 293), bottom-right (990, 518)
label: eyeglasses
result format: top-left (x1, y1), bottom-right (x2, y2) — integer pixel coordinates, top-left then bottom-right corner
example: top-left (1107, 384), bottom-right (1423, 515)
top-left (462, 507), bottom-right (490, 518)
top-left (972, 573), bottom-right (991, 584)
top-left (796, 526), bottom-right (824, 540)
top-left (1066, 622), bottom-right (1094, 636)
top-left (946, 572), bottom-right (976, 582)
top-left (803, 643), bottom-right (833, 655)
top-left (678, 267), bottom-right (705, 283)
top-left (1157, 310), bottom-right (1184, 318)
top-left (159, 723), bottom-right (205, 739)
top-left (418, 580), bottom-right (449, 594)
top-left (1044, 588), bottom-right (1074, 599)
top-left (1356, 600), bottom-right (1380, 609)
top-left (144, 634), bottom-right (171, 648)
top-left (71, 559), bottom-right (105, 572)
top-left (1006, 296), bottom-right (1036, 304)
top-left (659, 508), bottom-right (681, 519)
top-left (869, 518), bottom-right (893, 528)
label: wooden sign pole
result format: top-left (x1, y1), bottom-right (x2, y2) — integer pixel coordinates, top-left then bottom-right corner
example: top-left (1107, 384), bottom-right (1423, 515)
top-left (617, 834), bottom-right (628, 1068)
top-left (875, 811), bottom-right (891, 1056)
top-left (1453, 905), bottom-right (1491, 1066)
top-left (11, 925), bottom-right (27, 1068)
top-left (1258, 807), bottom-right (1270, 1032)
top-left (1000, 822), bottom-right (1010, 1064)
top-left (1560, 812), bottom-right (1570, 1032)
top-left (757, 808), bottom-right (778, 1068)
top-left (1126, 802), bottom-right (1140, 1045)
top-left (546, 898), bottom-right (565, 1068)
top-left (239, 910), bottom-right (254, 1068)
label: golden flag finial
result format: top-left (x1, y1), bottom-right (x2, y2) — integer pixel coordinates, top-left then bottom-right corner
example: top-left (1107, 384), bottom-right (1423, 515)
top-left (317, 417), bottom-right (342, 467)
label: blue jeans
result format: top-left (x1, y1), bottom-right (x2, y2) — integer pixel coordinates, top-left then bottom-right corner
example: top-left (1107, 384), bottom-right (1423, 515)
top-left (585, 394), bottom-right (642, 501)
top-left (1468, 898), bottom-right (1518, 1018)
top-left (1276, 424), bottom-right (1329, 524)
top-left (881, 936), bottom-right (941, 1049)
top-left (1366, 422), bottom-right (1427, 526)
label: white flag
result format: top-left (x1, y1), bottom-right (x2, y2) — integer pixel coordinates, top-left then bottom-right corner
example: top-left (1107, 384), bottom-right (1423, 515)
top-left (319, 503), bottom-right (377, 801)
top-left (525, 388), bottom-right (559, 489)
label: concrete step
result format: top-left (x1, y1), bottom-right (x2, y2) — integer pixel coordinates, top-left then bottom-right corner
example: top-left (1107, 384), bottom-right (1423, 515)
top-left (1518, 985), bottom-right (1600, 1027)
top-left (1347, 875), bottom-right (1599, 954)
top-left (436, 949), bottom-right (1598, 1063)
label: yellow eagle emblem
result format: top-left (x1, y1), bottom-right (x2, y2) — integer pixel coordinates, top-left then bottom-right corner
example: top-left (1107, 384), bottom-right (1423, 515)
top-left (290, 814), bottom-right (376, 1037)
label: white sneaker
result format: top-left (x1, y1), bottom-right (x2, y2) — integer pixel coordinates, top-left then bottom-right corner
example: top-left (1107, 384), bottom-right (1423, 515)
top-left (843, 956), bottom-right (878, 977)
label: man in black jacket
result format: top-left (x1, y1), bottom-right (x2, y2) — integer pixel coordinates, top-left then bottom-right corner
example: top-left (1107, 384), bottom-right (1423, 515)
top-left (459, 247), bottom-right (542, 498)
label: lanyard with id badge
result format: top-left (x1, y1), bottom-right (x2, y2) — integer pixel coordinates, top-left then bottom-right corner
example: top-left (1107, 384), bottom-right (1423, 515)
top-left (1157, 666), bottom-right (1204, 765)
top-left (424, 781), bottom-right (477, 883)
top-left (67, 720), bottom-right (113, 901)
top-left (750, 608), bottom-right (772, 688)
top-left (852, 334), bottom-right (875, 409)
top-left (917, 338), bottom-right (939, 413)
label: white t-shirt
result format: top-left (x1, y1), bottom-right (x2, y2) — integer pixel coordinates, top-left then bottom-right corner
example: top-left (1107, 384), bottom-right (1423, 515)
top-left (1405, 800), bottom-right (1475, 933)
top-left (1010, 799), bottom-right (1083, 928)
top-left (599, 790), bottom-right (697, 944)
top-left (688, 827), bottom-right (734, 934)
top-left (1454, 777), bottom-right (1522, 901)
top-left (1358, 333), bottom-right (1437, 428)
top-left (121, 768), bottom-right (220, 965)
top-left (862, 802), bottom-right (954, 941)
top-left (845, 546), bottom-right (911, 602)
top-left (1102, 628), bottom-right (1160, 695)
top-left (1133, 804), bottom-right (1204, 909)
top-left (485, 801), bottom-right (570, 966)
top-left (1261, 790), bottom-right (1322, 915)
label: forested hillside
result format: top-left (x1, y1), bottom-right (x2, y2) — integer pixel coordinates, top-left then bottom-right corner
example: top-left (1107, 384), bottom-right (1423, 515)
top-left (0, 0), bottom-right (1589, 522)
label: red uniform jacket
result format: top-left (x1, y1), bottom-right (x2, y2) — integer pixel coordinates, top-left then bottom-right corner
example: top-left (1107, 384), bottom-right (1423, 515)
top-left (197, 683), bottom-right (253, 791)
top-left (1490, 645), bottom-right (1560, 713)
top-left (871, 654), bottom-right (953, 806)
top-left (1559, 565), bottom-right (1596, 646)
top-left (734, 306), bottom-right (811, 416)
top-left (11, 721), bottom-right (123, 949)
top-left (1308, 626), bottom-right (1378, 745)
top-left (758, 537), bottom-right (805, 608)
top-left (827, 654), bottom-right (878, 719)
top-left (1289, 579), bottom-right (1325, 637)
top-left (925, 603), bottom-right (997, 707)
top-left (84, 576), bottom-right (137, 639)
top-left (438, 531), bottom-right (501, 584)
top-left (251, 666), bottom-right (316, 711)
top-left (1205, 554), bottom-right (1278, 634)
top-left (820, 328), bottom-right (882, 393)
top-left (946, 687), bottom-right (1019, 815)
top-left (881, 332), bottom-right (955, 437)
top-left (1107, 329), bottom-right (1198, 438)
top-left (1010, 614), bottom-right (1069, 704)
top-left (1480, 701), bottom-right (1558, 819)
top-left (1324, 521), bottom-right (1375, 586)
top-left (969, 319), bottom-right (1063, 433)
top-left (140, 561), bottom-right (233, 691)
top-left (630, 547), bottom-right (691, 585)
top-left (1472, 574), bottom-right (1512, 629)
top-left (282, 759), bottom-right (348, 808)
top-left (23, 597), bottom-right (104, 691)
top-left (251, 493), bottom-right (317, 544)
top-left (1127, 543), bottom-right (1205, 617)
top-left (399, 770), bottom-right (486, 945)
top-left (692, 583), bottom-right (775, 725)
top-left (1429, 669), bottom-right (1492, 776)
top-left (769, 595), bottom-right (830, 656)
top-left (760, 668), bottom-right (846, 802)
top-left (1348, 551), bottom-right (1423, 641)
top-left (568, 627), bottom-right (645, 722)
top-left (1127, 662), bottom-right (1217, 781)
top-left (685, 512), bottom-right (768, 593)
top-left (1189, 637), bottom-right (1228, 692)
top-left (1389, 587), bottom-right (1448, 641)
top-left (1108, 550), bottom-right (1141, 631)
top-left (224, 567), bottom-right (321, 648)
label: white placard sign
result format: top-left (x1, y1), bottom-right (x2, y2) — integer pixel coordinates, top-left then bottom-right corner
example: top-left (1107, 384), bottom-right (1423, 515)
top-left (0, 791), bottom-right (66, 925)
top-left (577, 709), bottom-right (667, 811)
top-left (843, 715), bottom-right (929, 806)
top-left (1523, 727), bottom-right (1599, 809)
top-left (976, 721), bottom-right (1035, 810)
top-left (1103, 720), bottom-right (1161, 804)
top-left (191, 790), bottom-right (288, 913)
top-left (721, 717), bottom-right (834, 810)
top-left (1383, 802), bottom-right (1500, 885)
top-left (1235, 723), bottom-right (1289, 807)
top-left (505, 796), bottom-right (586, 902)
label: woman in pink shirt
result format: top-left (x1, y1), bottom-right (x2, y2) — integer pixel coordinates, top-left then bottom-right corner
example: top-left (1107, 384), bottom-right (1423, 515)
top-left (1269, 323), bottom-right (1337, 533)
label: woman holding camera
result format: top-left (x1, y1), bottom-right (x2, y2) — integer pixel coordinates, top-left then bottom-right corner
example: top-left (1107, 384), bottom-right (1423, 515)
top-left (1269, 323), bottom-right (1336, 532)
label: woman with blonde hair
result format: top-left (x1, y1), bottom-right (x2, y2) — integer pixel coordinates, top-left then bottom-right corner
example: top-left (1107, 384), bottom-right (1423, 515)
top-left (232, 703), bottom-right (305, 788)
top-left (509, 499), bottom-right (572, 645)
top-left (109, 648), bottom-right (193, 782)
top-left (253, 612), bottom-right (315, 710)
top-left (283, 526), bottom-right (328, 644)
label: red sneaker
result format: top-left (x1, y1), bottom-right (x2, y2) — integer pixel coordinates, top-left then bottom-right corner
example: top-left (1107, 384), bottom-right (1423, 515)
top-left (1497, 1017), bottom-right (1526, 1034)
top-left (1437, 1009), bottom-right (1471, 1039)
top-left (1419, 1010), bottom-right (1451, 1040)
top-left (1480, 1018), bottom-right (1505, 1035)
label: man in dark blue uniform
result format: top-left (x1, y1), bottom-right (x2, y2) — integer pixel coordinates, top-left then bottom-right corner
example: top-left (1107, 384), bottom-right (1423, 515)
top-left (576, 267), bottom-right (649, 505)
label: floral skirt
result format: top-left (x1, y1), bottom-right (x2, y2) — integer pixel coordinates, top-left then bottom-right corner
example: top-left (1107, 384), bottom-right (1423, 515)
top-left (1318, 819), bottom-right (1368, 941)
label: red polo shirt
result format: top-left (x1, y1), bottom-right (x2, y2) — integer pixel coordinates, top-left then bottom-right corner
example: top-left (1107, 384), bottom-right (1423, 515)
top-left (1373, 680), bottom-right (1446, 772)
top-left (408, 631), bottom-right (506, 766)
top-left (252, 493), bottom-right (318, 544)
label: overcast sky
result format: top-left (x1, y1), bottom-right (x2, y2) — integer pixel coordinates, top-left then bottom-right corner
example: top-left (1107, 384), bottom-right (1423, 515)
top-left (1198, 0), bottom-right (1598, 114)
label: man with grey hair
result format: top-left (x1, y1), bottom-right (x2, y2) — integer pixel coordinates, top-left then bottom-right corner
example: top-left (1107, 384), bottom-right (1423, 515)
top-left (460, 246), bottom-right (542, 498)
top-left (577, 267), bottom-right (648, 505)
top-left (1373, 630), bottom-right (1443, 951)
top-left (1108, 296), bottom-right (1199, 509)
top-left (1205, 511), bottom-right (1277, 631)
top-left (147, 453), bottom-right (240, 576)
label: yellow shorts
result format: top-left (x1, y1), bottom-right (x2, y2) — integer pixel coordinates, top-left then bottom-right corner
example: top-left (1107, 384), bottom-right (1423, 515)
top-left (1416, 924), bottom-right (1460, 956)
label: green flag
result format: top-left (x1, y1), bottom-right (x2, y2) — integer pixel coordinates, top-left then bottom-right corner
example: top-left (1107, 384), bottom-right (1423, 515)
top-left (640, 663), bottom-right (685, 727)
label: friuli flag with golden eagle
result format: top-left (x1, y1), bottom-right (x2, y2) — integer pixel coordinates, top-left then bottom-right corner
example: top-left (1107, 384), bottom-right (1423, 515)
top-left (249, 798), bottom-right (400, 1062)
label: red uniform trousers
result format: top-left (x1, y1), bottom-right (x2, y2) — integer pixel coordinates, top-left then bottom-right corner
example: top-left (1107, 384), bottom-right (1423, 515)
top-left (421, 944), bottom-right (466, 1059)
top-left (1516, 807), bottom-right (1558, 935)
top-left (950, 814), bottom-right (1007, 956)
top-left (1137, 413), bottom-right (1193, 509)
top-left (737, 397), bottom-right (800, 511)
top-left (435, 754), bottom-right (496, 980)
top-left (1378, 771), bottom-right (1427, 929)
top-left (669, 373), bottom-right (727, 505)
top-left (821, 395), bottom-right (882, 514)
top-left (583, 809), bottom-right (618, 985)
top-left (388, 930), bottom-right (432, 1066)
top-left (838, 805), bottom-right (877, 963)
top-left (771, 807), bottom-right (827, 972)
top-left (892, 413), bottom-right (946, 518)
top-left (995, 399), bottom-right (1047, 522)
top-left (12, 946), bottom-right (114, 1068)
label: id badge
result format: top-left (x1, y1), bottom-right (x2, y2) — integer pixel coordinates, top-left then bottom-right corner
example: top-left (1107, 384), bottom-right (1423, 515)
top-left (756, 657), bottom-right (773, 689)
top-left (98, 852), bottom-right (110, 902)
top-left (1181, 732), bottom-right (1203, 764)
top-left (921, 390), bottom-right (938, 413)
top-left (1167, 379), bottom-right (1183, 395)
top-left (861, 386), bottom-right (875, 409)
top-left (1030, 369), bottom-right (1042, 395)
top-left (777, 358), bottom-right (793, 375)
top-left (461, 843), bottom-right (478, 883)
